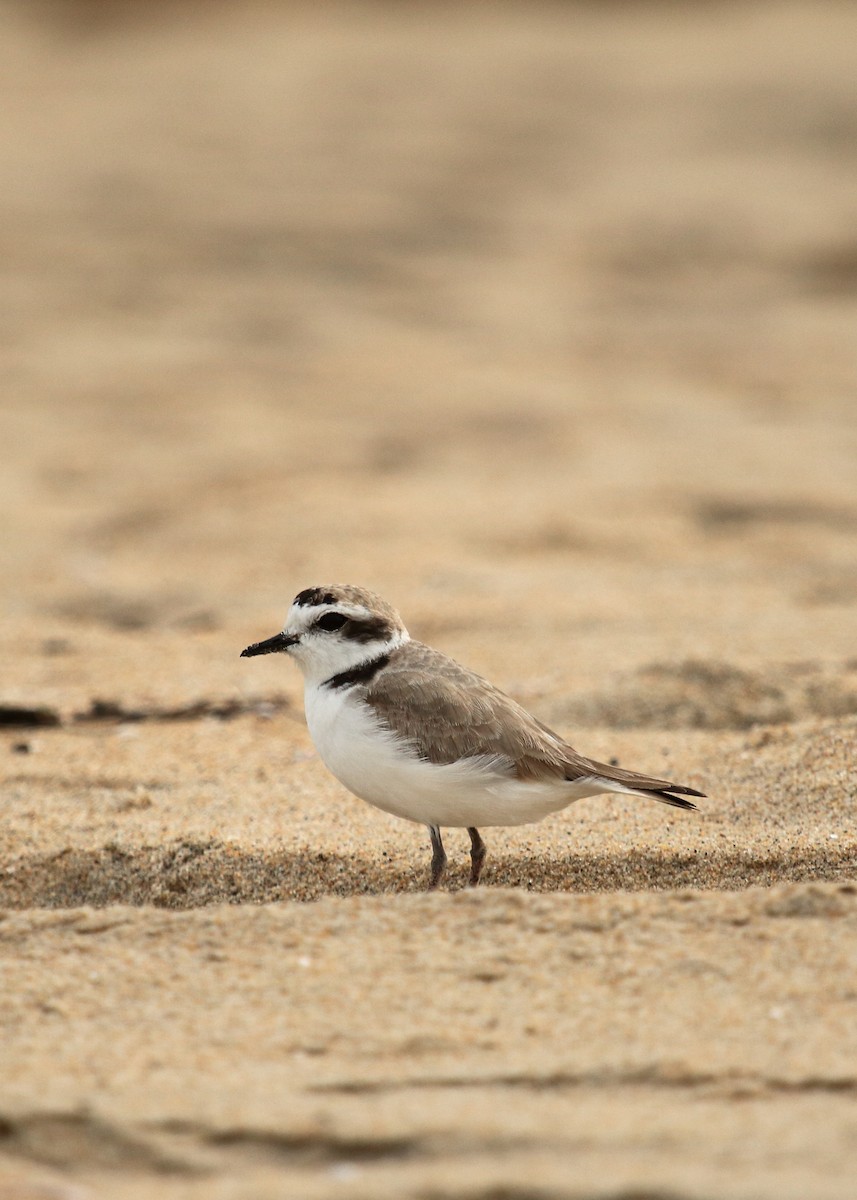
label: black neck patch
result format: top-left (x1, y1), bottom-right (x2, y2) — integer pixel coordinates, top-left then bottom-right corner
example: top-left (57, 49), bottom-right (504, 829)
top-left (323, 653), bottom-right (390, 690)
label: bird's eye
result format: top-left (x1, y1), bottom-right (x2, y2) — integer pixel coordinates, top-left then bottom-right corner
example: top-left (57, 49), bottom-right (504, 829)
top-left (316, 612), bottom-right (348, 632)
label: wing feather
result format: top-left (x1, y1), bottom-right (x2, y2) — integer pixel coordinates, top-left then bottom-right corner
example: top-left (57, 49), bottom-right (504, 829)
top-left (365, 642), bottom-right (568, 781)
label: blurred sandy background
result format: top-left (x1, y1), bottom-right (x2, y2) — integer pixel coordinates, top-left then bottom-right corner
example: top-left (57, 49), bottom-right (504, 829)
top-left (2, 1), bottom-right (857, 1197)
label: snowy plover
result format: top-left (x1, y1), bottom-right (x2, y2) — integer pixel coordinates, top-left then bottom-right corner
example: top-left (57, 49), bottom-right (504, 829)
top-left (241, 585), bottom-right (704, 889)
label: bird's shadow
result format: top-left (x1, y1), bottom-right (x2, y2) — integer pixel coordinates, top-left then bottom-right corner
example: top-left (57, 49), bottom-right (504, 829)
top-left (1, 839), bottom-right (853, 909)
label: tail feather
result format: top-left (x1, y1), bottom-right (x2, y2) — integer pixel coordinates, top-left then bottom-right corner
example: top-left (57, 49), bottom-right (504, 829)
top-left (565, 754), bottom-right (705, 812)
top-left (646, 788), bottom-right (700, 811)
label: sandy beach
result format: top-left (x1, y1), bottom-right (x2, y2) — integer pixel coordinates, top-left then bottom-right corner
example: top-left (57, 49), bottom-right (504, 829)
top-left (2, 2), bottom-right (857, 1196)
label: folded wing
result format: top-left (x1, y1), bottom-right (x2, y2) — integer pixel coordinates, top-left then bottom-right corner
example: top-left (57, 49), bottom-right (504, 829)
top-left (366, 643), bottom-right (705, 808)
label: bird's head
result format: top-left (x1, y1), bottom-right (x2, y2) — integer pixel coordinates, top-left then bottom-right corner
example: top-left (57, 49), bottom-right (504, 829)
top-left (240, 585), bottom-right (408, 686)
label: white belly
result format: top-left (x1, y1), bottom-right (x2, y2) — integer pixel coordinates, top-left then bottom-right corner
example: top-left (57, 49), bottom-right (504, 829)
top-left (304, 684), bottom-right (595, 828)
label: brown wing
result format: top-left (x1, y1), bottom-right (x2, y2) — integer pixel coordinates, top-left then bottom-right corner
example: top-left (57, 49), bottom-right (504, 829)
top-left (529, 716), bottom-right (703, 808)
top-left (366, 642), bottom-right (705, 808)
top-left (365, 642), bottom-right (569, 781)
top-left (567, 749), bottom-right (703, 807)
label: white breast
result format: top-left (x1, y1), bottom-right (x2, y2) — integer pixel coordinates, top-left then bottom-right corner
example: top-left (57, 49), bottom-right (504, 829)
top-left (303, 683), bottom-right (591, 828)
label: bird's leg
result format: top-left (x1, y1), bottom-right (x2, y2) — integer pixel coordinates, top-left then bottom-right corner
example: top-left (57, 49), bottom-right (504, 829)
top-left (428, 825), bottom-right (447, 890)
top-left (468, 827), bottom-right (487, 886)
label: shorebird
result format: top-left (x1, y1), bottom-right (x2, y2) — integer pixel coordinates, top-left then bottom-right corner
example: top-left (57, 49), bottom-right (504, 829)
top-left (241, 585), bottom-right (703, 888)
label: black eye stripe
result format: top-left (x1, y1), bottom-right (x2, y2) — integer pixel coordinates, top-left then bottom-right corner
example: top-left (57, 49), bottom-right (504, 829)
top-left (313, 612), bottom-right (393, 640)
top-left (341, 616), bottom-right (394, 643)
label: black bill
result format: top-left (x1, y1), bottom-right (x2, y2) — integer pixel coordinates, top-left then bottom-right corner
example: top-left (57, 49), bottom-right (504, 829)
top-left (240, 631), bottom-right (298, 658)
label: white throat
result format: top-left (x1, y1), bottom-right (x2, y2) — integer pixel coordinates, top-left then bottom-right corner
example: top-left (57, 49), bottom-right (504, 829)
top-left (294, 629), bottom-right (409, 689)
